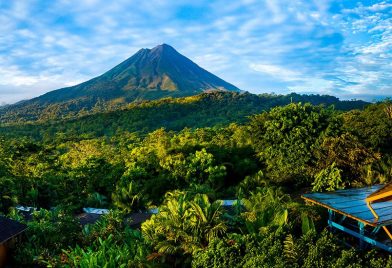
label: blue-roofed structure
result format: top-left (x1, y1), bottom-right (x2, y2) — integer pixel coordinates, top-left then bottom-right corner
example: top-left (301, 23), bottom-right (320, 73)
top-left (302, 184), bottom-right (392, 253)
top-left (82, 208), bottom-right (110, 215)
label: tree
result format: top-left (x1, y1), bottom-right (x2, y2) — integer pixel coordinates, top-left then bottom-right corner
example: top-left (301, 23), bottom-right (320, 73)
top-left (184, 149), bottom-right (226, 188)
top-left (249, 103), bottom-right (334, 184)
top-left (241, 187), bottom-right (290, 234)
top-left (312, 163), bottom-right (344, 192)
top-left (112, 179), bottom-right (145, 212)
top-left (142, 191), bottom-right (227, 266)
top-left (314, 133), bottom-right (380, 184)
top-left (343, 101), bottom-right (392, 153)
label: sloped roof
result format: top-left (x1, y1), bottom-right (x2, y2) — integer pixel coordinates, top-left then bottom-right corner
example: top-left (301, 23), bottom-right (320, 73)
top-left (77, 213), bottom-right (102, 226)
top-left (221, 200), bottom-right (242, 206)
top-left (82, 208), bottom-right (110, 215)
top-left (0, 216), bottom-right (27, 244)
top-left (367, 182), bottom-right (392, 203)
top-left (128, 213), bottom-right (153, 229)
top-left (302, 185), bottom-right (392, 227)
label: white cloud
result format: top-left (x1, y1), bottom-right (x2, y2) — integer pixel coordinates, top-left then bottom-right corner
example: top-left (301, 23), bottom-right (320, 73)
top-left (249, 63), bottom-right (302, 81)
top-left (363, 1), bottom-right (392, 12)
top-left (0, 0), bottom-right (391, 103)
top-left (249, 62), bottom-right (337, 95)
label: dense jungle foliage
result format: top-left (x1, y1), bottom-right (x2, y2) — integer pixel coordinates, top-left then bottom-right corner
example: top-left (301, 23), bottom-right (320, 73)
top-left (0, 98), bottom-right (391, 267)
top-left (0, 91), bottom-right (368, 140)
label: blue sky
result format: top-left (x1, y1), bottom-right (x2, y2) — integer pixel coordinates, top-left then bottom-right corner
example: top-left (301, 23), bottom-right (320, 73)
top-left (0, 0), bottom-right (391, 104)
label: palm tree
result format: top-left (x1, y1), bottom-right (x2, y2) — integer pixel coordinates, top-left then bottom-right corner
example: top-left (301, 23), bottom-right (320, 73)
top-left (112, 180), bottom-right (144, 212)
top-left (142, 192), bottom-right (227, 265)
top-left (142, 193), bottom-right (193, 256)
top-left (241, 187), bottom-right (290, 233)
top-left (189, 194), bottom-right (227, 246)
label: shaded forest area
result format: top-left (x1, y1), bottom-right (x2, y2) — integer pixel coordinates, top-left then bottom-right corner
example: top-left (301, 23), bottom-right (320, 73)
top-left (1, 98), bottom-right (391, 267)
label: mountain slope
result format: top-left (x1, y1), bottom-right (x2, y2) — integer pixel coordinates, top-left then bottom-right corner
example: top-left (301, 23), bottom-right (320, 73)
top-left (0, 44), bottom-right (239, 123)
top-left (36, 44), bottom-right (240, 103)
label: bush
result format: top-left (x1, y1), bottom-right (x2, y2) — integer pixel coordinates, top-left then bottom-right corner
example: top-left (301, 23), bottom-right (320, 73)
top-left (11, 208), bottom-right (81, 266)
top-left (312, 163), bottom-right (344, 192)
